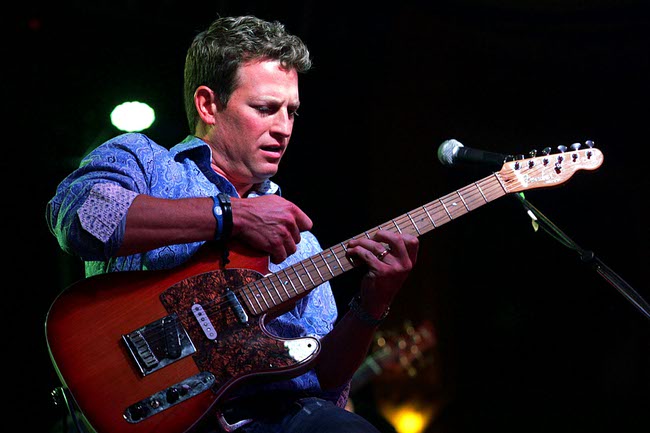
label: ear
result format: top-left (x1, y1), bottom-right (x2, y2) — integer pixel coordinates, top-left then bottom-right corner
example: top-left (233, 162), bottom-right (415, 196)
top-left (194, 85), bottom-right (219, 125)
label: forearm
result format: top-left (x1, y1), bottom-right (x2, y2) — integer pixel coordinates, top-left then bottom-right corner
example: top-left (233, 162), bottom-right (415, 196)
top-left (314, 305), bottom-right (385, 391)
top-left (315, 230), bottom-right (418, 391)
top-left (117, 195), bottom-right (216, 256)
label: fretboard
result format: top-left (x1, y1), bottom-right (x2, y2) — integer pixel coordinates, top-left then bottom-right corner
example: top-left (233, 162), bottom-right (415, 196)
top-left (236, 172), bottom-right (508, 315)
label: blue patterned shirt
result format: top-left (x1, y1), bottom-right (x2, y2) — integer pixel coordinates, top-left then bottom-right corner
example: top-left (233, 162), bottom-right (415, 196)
top-left (46, 133), bottom-right (346, 405)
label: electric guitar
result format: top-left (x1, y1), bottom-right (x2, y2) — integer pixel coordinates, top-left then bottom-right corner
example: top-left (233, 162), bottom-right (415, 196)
top-left (45, 144), bottom-right (604, 433)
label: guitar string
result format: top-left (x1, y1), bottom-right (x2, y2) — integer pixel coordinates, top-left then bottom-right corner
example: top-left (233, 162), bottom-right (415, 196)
top-left (224, 149), bottom-right (596, 315)
top-left (199, 173), bottom-right (510, 315)
top-left (127, 151), bottom-right (596, 347)
top-left (128, 175), bottom-right (512, 350)
top-left (134, 174), bottom-right (515, 348)
top-left (128, 152), bottom-right (596, 361)
top-left (199, 150), bottom-right (590, 318)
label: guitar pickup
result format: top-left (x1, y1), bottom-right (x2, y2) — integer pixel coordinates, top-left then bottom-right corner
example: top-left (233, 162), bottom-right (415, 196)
top-left (122, 313), bottom-right (196, 376)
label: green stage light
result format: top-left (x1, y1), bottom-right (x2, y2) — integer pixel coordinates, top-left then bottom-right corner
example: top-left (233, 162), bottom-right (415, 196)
top-left (110, 101), bottom-right (155, 132)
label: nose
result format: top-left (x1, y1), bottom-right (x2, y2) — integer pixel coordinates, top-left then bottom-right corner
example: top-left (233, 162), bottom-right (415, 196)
top-left (271, 108), bottom-right (292, 137)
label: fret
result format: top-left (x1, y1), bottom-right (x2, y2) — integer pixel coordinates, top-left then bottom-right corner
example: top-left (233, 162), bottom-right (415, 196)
top-left (267, 276), bottom-right (283, 303)
top-left (249, 284), bottom-right (264, 312)
top-left (456, 190), bottom-right (470, 211)
top-left (279, 268), bottom-right (295, 296)
top-left (289, 265), bottom-right (307, 292)
top-left (412, 209), bottom-right (429, 230)
top-left (474, 181), bottom-right (488, 202)
top-left (443, 195), bottom-right (465, 219)
top-left (439, 198), bottom-right (453, 220)
top-left (266, 279), bottom-right (280, 306)
top-left (406, 213), bottom-right (421, 235)
top-left (457, 186), bottom-right (475, 211)
top-left (320, 252), bottom-right (335, 277)
top-left (341, 242), bottom-right (355, 267)
top-left (309, 257), bottom-right (324, 283)
top-left (329, 248), bottom-right (344, 274)
top-left (240, 286), bottom-right (258, 315)
top-left (465, 184), bottom-right (487, 211)
top-left (255, 281), bottom-right (272, 308)
top-left (481, 180), bottom-right (497, 202)
top-left (423, 205), bottom-right (436, 228)
top-left (299, 261), bottom-right (316, 287)
top-left (493, 173), bottom-right (508, 195)
top-left (392, 219), bottom-right (402, 233)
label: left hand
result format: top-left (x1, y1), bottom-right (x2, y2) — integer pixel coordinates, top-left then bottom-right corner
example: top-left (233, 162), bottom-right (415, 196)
top-left (346, 230), bottom-right (419, 313)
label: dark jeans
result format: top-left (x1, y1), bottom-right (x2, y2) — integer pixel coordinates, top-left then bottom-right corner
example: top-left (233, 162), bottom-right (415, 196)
top-left (237, 397), bottom-right (382, 433)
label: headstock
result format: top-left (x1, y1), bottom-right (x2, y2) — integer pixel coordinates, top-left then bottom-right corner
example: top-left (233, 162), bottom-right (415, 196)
top-left (498, 141), bottom-right (603, 193)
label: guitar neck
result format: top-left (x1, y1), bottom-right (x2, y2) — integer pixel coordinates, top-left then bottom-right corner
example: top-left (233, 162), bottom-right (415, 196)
top-left (233, 144), bottom-right (605, 315)
top-left (236, 172), bottom-right (507, 315)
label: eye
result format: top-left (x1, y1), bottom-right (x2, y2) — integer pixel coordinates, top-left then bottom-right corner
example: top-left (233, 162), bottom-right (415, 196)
top-left (253, 104), bottom-right (299, 118)
top-left (255, 105), bottom-right (274, 115)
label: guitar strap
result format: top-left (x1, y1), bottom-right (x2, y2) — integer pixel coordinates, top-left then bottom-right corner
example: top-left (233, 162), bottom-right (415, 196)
top-left (216, 239), bottom-right (230, 268)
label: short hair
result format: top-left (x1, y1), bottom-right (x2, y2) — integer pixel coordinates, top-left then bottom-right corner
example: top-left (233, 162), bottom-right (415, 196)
top-left (183, 15), bottom-right (312, 132)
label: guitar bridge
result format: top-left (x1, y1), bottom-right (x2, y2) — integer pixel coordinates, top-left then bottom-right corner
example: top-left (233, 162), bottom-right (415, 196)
top-left (122, 313), bottom-right (196, 376)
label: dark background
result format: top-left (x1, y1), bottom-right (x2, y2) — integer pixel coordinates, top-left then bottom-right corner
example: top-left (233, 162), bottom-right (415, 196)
top-left (7, 1), bottom-right (648, 432)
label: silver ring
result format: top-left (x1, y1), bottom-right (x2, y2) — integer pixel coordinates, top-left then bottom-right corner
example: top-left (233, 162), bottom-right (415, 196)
top-left (377, 249), bottom-right (389, 261)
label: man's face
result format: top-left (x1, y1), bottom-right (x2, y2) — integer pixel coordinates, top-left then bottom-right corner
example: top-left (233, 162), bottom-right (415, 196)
top-left (208, 59), bottom-right (300, 189)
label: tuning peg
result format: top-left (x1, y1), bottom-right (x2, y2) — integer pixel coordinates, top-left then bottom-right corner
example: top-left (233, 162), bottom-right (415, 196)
top-left (585, 140), bottom-right (595, 148)
top-left (570, 142), bottom-right (581, 151)
top-left (557, 145), bottom-right (567, 153)
top-left (542, 147), bottom-right (552, 155)
top-left (528, 149), bottom-right (537, 158)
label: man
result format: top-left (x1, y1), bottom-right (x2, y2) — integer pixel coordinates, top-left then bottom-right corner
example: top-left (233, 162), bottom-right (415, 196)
top-left (46, 15), bottom-right (419, 433)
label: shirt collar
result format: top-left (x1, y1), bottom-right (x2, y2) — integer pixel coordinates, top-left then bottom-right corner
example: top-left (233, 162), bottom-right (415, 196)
top-left (170, 135), bottom-right (280, 197)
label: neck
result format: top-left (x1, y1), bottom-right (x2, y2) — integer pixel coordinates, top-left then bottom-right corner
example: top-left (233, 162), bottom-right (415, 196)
top-left (210, 162), bottom-right (253, 197)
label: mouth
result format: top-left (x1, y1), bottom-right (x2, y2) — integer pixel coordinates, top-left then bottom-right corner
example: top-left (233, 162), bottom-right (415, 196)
top-left (260, 144), bottom-right (284, 157)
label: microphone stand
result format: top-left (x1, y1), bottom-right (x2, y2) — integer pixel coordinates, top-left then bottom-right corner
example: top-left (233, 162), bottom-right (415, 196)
top-left (514, 192), bottom-right (650, 320)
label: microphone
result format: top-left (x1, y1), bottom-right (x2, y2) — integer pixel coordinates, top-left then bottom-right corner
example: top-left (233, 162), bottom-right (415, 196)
top-left (437, 139), bottom-right (509, 169)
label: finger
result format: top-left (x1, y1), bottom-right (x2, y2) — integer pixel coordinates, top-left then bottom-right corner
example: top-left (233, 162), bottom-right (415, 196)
top-left (283, 232), bottom-right (298, 257)
top-left (292, 204), bottom-right (313, 232)
top-left (371, 230), bottom-right (407, 259)
top-left (376, 249), bottom-right (390, 261)
top-left (404, 234), bottom-right (420, 263)
top-left (346, 240), bottom-right (387, 263)
top-left (269, 231), bottom-right (298, 264)
top-left (288, 219), bottom-right (302, 244)
top-left (346, 242), bottom-right (389, 268)
top-left (270, 248), bottom-right (288, 264)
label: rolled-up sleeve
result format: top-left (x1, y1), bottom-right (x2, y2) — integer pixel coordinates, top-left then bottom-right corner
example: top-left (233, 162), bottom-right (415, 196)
top-left (77, 183), bottom-right (138, 243)
top-left (46, 134), bottom-right (155, 260)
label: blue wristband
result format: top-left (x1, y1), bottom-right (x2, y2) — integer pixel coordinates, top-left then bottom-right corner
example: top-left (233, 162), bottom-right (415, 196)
top-left (217, 193), bottom-right (233, 240)
top-left (211, 195), bottom-right (224, 241)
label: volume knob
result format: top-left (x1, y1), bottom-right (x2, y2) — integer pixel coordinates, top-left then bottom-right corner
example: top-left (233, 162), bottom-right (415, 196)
top-left (166, 387), bottom-right (180, 403)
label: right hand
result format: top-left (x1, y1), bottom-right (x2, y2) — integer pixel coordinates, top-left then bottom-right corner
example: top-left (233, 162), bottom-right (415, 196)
top-left (230, 195), bottom-right (313, 264)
